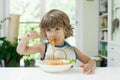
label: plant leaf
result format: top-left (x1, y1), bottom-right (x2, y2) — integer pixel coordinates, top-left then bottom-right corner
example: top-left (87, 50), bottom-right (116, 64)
top-left (68, 59), bottom-right (76, 64)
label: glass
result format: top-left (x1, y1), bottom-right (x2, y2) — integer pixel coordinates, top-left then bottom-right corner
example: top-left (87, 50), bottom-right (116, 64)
top-left (111, 0), bottom-right (120, 41)
top-left (10, 0), bottom-right (76, 46)
top-left (10, 0), bottom-right (41, 22)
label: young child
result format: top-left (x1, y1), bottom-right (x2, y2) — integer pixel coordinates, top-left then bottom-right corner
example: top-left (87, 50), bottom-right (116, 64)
top-left (17, 9), bottom-right (96, 74)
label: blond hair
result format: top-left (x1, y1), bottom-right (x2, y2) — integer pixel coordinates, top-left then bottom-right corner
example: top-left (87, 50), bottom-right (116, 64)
top-left (40, 9), bottom-right (73, 39)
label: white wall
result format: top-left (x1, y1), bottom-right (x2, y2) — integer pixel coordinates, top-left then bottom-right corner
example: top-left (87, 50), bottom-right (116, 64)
top-left (0, 0), bottom-right (9, 37)
top-left (0, 0), bottom-right (4, 19)
top-left (76, 0), bottom-right (99, 56)
top-left (0, 0), bottom-right (4, 36)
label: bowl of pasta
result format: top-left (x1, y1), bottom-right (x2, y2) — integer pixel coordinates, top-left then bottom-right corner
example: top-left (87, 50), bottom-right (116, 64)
top-left (36, 59), bottom-right (75, 72)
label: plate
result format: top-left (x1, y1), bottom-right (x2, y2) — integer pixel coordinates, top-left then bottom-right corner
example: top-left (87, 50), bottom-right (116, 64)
top-left (36, 60), bottom-right (73, 72)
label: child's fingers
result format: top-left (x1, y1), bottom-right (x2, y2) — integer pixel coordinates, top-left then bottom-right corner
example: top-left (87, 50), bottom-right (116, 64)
top-left (27, 33), bottom-right (30, 37)
top-left (80, 63), bottom-right (95, 74)
top-left (84, 68), bottom-right (95, 74)
top-left (26, 31), bottom-right (41, 39)
top-left (80, 64), bottom-right (85, 68)
top-left (80, 64), bottom-right (90, 73)
top-left (80, 64), bottom-right (86, 73)
top-left (90, 69), bottom-right (95, 74)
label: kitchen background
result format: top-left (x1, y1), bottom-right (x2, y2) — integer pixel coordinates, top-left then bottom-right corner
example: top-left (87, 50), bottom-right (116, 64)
top-left (0, 0), bottom-right (120, 67)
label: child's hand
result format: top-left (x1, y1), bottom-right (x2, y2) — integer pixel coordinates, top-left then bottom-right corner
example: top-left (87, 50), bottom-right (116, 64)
top-left (26, 31), bottom-right (41, 40)
top-left (80, 60), bottom-right (96, 74)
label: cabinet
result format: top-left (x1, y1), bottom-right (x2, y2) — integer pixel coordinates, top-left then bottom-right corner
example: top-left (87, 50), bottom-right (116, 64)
top-left (108, 0), bottom-right (120, 45)
top-left (98, 0), bottom-right (108, 66)
top-left (98, 0), bottom-right (120, 67)
top-left (107, 0), bottom-right (120, 67)
top-left (108, 45), bottom-right (120, 67)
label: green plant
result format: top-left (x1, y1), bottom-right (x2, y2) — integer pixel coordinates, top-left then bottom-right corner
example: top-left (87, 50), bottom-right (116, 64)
top-left (23, 55), bottom-right (35, 67)
top-left (0, 37), bottom-right (23, 67)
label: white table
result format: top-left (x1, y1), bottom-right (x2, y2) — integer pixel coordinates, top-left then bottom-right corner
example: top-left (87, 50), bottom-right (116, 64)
top-left (0, 67), bottom-right (120, 80)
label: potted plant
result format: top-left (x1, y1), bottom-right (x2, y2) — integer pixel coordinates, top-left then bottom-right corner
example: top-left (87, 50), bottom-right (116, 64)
top-left (0, 37), bottom-right (23, 67)
top-left (23, 55), bottom-right (35, 67)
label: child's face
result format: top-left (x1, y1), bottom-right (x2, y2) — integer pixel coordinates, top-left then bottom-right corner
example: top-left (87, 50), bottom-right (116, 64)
top-left (45, 26), bottom-right (65, 46)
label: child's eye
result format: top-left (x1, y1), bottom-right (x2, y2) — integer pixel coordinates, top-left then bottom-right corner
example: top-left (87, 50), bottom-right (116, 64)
top-left (55, 27), bottom-right (60, 31)
top-left (46, 29), bottom-right (51, 32)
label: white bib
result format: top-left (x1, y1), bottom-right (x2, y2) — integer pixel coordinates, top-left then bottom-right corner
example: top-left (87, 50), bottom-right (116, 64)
top-left (42, 42), bottom-right (77, 60)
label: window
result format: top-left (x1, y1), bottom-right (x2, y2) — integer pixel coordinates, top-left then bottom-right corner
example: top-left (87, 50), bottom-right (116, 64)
top-left (10, 0), bottom-right (41, 39)
top-left (10, 0), bottom-right (77, 62)
top-left (10, 0), bottom-right (77, 46)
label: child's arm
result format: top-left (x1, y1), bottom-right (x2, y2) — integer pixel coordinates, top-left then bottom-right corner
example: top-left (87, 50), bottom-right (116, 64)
top-left (16, 31), bottom-right (45, 55)
top-left (73, 46), bottom-right (96, 74)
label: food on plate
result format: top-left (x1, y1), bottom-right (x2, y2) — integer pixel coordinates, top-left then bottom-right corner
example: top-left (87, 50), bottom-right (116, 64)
top-left (36, 59), bottom-right (76, 72)
top-left (40, 60), bottom-right (68, 65)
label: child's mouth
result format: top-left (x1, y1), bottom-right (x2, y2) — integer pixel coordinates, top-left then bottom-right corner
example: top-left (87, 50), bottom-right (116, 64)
top-left (49, 37), bottom-right (58, 45)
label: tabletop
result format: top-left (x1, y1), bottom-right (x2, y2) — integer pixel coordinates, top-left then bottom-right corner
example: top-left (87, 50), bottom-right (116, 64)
top-left (0, 67), bottom-right (120, 80)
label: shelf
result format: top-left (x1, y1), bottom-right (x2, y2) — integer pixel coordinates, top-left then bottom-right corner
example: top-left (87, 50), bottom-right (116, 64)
top-left (99, 54), bottom-right (107, 59)
top-left (99, 40), bottom-right (107, 43)
top-left (98, 0), bottom-right (108, 66)
top-left (99, 28), bottom-right (108, 31)
top-left (99, 13), bottom-right (108, 18)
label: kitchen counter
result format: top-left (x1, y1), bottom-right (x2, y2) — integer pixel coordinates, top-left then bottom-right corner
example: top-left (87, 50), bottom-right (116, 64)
top-left (0, 67), bottom-right (120, 80)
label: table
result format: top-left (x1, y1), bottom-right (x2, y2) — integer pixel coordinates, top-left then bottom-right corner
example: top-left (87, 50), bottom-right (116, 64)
top-left (0, 67), bottom-right (120, 80)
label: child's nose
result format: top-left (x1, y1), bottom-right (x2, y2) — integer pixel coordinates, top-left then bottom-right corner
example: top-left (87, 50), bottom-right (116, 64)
top-left (51, 31), bottom-right (55, 36)
top-left (50, 33), bottom-right (57, 39)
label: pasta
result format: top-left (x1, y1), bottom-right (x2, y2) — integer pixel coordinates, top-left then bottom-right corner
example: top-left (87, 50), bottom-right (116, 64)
top-left (49, 38), bottom-right (56, 48)
top-left (41, 60), bottom-right (68, 65)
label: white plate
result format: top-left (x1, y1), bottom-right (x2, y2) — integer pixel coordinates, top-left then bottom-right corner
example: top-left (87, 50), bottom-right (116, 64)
top-left (36, 60), bottom-right (73, 72)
